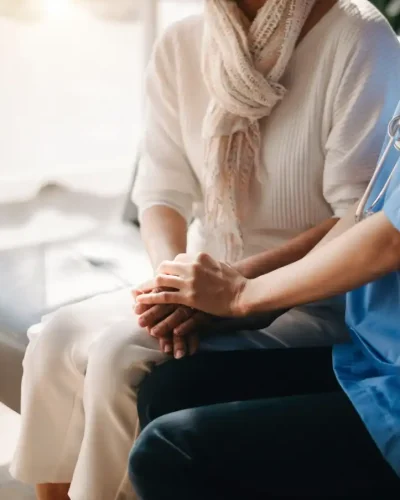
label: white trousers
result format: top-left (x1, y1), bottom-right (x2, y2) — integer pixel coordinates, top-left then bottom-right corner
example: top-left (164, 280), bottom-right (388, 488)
top-left (10, 288), bottom-right (348, 500)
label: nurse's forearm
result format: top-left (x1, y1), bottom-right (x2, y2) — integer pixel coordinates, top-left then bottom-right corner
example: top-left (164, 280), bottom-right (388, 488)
top-left (140, 206), bottom-right (187, 273)
top-left (240, 212), bottom-right (400, 315)
top-left (234, 217), bottom-right (339, 279)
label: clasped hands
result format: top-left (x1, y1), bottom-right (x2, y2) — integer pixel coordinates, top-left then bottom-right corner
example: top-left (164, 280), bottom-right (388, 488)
top-left (132, 253), bottom-right (248, 359)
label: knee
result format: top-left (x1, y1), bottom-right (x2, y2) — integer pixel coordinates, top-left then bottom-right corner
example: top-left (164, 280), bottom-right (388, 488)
top-left (24, 306), bottom-right (79, 379)
top-left (128, 421), bottom-right (158, 488)
top-left (129, 412), bottom-right (190, 488)
top-left (85, 325), bottom-right (154, 400)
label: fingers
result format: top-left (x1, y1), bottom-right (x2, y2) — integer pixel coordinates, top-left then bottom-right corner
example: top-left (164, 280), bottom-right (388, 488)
top-left (132, 289), bottom-right (149, 314)
top-left (173, 334), bottom-right (186, 360)
top-left (159, 337), bottom-right (173, 355)
top-left (137, 290), bottom-right (188, 306)
top-left (187, 333), bottom-right (199, 356)
top-left (152, 274), bottom-right (185, 290)
top-left (132, 280), bottom-right (156, 296)
top-left (174, 252), bottom-right (213, 265)
top-left (138, 304), bottom-right (175, 329)
top-left (160, 331), bottom-right (195, 359)
top-left (171, 333), bottom-right (199, 359)
top-left (133, 287), bottom-right (168, 316)
top-left (157, 254), bottom-right (212, 278)
top-left (135, 303), bottom-right (152, 315)
top-left (174, 311), bottom-right (210, 336)
top-left (157, 260), bottom-right (189, 279)
top-left (150, 307), bottom-right (194, 338)
top-left (131, 289), bottom-right (142, 299)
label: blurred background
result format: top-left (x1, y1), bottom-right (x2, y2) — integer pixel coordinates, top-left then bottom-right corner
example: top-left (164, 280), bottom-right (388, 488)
top-left (0, 0), bottom-right (202, 203)
top-left (375, 0), bottom-right (400, 31)
top-left (0, 0), bottom-right (398, 205)
top-left (0, 0), bottom-right (203, 336)
top-left (0, 1), bottom-right (399, 498)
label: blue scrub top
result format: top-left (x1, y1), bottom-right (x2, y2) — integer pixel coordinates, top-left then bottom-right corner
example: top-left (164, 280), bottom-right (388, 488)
top-left (333, 101), bottom-right (400, 476)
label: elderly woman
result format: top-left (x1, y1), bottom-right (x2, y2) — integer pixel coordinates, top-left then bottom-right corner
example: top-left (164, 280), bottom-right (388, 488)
top-left (10, 1), bottom-right (400, 499)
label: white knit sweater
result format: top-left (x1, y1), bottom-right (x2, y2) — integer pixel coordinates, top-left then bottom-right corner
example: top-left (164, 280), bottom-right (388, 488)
top-left (133, 0), bottom-right (400, 260)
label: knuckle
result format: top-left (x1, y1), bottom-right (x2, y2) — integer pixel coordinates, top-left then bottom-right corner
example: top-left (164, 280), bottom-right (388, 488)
top-left (176, 308), bottom-right (186, 320)
top-left (195, 252), bottom-right (207, 263)
top-left (198, 252), bottom-right (211, 264)
top-left (186, 276), bottom-right (196, 289)
top-left (152, 326), bottom-right (160, 336)
top-left (180, 307), bottom-right (192, 320)
top-left (154, 276), bottom-right (163, 288)
top-left (160, 292), bottom-right (169, 303)
top-left (176, 253), bottom-right (187, 262)
top-left (154, 321), bottom-right (168, 336)
top-left (192, 263), bottom-right (201, 277)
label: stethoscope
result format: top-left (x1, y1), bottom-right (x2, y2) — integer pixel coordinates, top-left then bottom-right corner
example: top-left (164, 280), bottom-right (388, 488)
top-left (355, 114), bottom-right (400, 223)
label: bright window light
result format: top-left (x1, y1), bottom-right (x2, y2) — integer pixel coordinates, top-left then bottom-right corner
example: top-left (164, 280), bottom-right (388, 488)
top-left (42, 0), bottom-right (72, 18)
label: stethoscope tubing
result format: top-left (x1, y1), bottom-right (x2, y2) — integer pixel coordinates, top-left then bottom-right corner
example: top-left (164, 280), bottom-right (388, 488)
top-left (355, 114), bottom-right (400, 223)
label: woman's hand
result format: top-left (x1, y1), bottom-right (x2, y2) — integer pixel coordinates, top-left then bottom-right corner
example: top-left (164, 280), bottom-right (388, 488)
top-left (135, 301), bottom-right (194, 335)
top-left (132, 288), bottom-right (200, 358)
top-left (136, 253), bottom-right (248, 317)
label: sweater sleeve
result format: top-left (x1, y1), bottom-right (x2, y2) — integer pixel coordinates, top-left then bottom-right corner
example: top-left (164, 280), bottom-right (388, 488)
top-left (323, 25), bottom-right (400, 218)
top-left (131, 24), bottom-right (201, 223)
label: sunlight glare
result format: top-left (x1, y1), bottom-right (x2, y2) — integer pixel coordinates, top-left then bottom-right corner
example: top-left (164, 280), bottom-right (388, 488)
top-left (43, 0), bottom-right (72, 19)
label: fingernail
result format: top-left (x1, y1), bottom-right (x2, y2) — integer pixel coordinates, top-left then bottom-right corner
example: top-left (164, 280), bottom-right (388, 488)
top-left (175, 350), bottom-right (185, 359)
top-left (164, 345), bottom-right (172, 353)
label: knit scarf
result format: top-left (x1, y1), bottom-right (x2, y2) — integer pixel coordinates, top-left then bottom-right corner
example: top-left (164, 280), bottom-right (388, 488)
top-left (202, 0), bottom-right (317, 262)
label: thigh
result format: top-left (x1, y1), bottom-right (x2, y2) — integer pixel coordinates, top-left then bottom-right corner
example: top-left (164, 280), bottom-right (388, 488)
top-left (263, 302), bottom-right (349, 347)
top-left (147, 392), bottom-right (399, 497)
top-left (199, 303), bottom-right (348, 352)
top-left (86, 318), bottom-right (166, 385)
top-left (32, 287), bottom-right (134, 335)
top-left (138, 347), bottom-right (339, 427)
top-left (26, 287), bottom-right (153, 376)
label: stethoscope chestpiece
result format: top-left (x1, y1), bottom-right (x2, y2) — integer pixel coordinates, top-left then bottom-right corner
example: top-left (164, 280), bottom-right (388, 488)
top-left (389, 114), bottom-right (400, 151)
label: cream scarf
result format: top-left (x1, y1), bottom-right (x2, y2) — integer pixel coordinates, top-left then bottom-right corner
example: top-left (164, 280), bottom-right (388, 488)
top-left (202, 0), bottom-right (317, 262)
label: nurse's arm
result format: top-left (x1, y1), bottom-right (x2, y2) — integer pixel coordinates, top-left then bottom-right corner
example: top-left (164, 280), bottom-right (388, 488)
top-left (240, 210), bottom-right (400, 316)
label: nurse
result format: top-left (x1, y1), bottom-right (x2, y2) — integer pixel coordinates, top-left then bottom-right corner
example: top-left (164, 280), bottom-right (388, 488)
top-left (131, 102), bottom-right (400, 498)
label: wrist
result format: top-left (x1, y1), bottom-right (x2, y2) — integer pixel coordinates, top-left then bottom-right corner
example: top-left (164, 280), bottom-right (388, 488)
top-left (234, 277), bottom-right (275, 317)
top-left (232, 260), bottom-right (253, 279)
top-left (233, 279), bottom-right (254, 317)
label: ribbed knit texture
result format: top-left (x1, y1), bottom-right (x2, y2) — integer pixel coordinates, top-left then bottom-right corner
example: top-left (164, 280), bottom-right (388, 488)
top-left (133, 0), bottom-right (400, 261)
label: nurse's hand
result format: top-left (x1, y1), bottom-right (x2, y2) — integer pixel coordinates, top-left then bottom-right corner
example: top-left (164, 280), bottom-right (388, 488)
top-left (136, 253), bottom-right (249, 317)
